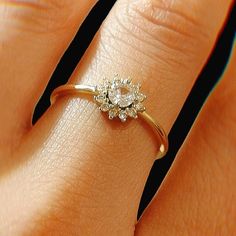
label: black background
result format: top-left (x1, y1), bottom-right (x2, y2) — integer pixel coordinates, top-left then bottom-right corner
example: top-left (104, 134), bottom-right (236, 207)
top-left (33, 1), bottom-right (236, 218)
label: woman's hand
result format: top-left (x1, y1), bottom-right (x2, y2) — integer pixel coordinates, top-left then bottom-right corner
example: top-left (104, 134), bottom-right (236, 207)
top-left (0, 0), bottom-right (235, 235)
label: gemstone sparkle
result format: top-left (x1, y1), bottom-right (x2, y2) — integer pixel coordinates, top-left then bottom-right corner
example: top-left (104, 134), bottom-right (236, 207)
top-left (94, 76), bottom-right (146, 122)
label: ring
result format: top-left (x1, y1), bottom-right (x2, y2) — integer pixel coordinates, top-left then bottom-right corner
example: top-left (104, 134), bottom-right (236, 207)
top-left (50, 75), bottom-right (168, 159)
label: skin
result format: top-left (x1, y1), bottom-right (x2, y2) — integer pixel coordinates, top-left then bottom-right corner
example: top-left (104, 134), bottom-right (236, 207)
top-left (0, 0), bottom-right (235, 235)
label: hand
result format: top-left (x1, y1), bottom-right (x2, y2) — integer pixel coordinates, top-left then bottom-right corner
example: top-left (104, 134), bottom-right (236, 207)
top-left (0, 0), bottom-right (235, 235)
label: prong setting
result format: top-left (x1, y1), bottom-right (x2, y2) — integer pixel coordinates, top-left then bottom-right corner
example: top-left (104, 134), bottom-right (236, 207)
top-left (94, 76), bottom-right (146, 122)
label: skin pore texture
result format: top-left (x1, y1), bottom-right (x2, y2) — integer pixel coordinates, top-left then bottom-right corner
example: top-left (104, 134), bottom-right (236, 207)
top-left (0, 0), bottom-right (235, 235)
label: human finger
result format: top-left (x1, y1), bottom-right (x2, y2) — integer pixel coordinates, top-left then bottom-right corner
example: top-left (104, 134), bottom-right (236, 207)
top-left (1, 0), bottom-right (233, 234)
top-left (0, 0), bottom-right (97, 155)
top-left (135, 39), bottom-right (236, 235)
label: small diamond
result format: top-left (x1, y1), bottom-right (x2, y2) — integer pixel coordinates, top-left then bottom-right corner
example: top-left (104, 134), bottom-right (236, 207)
top-left (118, 110), bottom-right (127, 122)
top-left (126, 108), bottom-right (138, 118)
top-left (102, 79), bottom-right (111, 88)
top-left (132, 83), bottom-right (141, 92)
top-left (113, 77), bottom-right (121, 86)
top-left (100, 103), bottom-right (110, 112)
top-left (95, 94), bottom-right (107, 104)
top-left (136, 93), bottom-right (146, 102)
top-left (109, 108), bottom-right (119, 120)
top-left (122, 78), bottom-right (131, 85)
top-left (96, 85), bottom-right (105, 92)
top-left (135, 103), bottom-right (145, 112)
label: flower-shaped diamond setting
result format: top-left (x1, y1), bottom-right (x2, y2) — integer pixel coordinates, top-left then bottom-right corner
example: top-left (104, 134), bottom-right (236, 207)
top-left (94, 76), bottom-right (147, 122)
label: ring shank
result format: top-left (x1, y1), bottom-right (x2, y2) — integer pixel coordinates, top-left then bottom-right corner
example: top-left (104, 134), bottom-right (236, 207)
top-left (50, 84), bottom-right (97, 104)
top-left (50, 84), bottom-right (168, 159)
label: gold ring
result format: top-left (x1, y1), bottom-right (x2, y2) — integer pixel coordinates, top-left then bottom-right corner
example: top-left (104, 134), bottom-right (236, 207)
top-left (50, 76), bottom-right (168, 159)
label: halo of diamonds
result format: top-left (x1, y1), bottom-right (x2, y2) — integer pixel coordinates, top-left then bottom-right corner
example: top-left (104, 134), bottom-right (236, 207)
top-left (94, 76), bottom-right (147, 122)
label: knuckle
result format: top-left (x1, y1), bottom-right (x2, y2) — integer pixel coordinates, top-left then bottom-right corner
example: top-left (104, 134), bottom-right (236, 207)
top-left (107, 0), bottom-right (215, 70)
top-left (0, 1), bottom-right (79, 34)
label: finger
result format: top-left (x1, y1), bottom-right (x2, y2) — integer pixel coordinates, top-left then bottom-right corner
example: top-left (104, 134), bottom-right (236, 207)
top-left (135, 40), bottom-right (236, 235)
top-left (2, 0), bottom-right (233, 234)
top-left (0, 0), bottom-right (97, 153)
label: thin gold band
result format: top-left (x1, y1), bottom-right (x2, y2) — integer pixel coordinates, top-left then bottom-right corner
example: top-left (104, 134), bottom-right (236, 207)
top-left (50, 84), bottom-right (168, 159)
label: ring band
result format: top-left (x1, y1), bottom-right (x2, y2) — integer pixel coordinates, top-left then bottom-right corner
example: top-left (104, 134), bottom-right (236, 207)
top-left (50, 76), bottom-right (168, 159)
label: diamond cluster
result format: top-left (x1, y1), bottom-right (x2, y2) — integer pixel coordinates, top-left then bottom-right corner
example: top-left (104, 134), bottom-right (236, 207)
top-left (94, 76), bottom-right (146, 122)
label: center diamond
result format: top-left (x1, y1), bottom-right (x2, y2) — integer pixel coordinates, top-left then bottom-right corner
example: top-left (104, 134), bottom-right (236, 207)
top-left (108, 86), bottom-right (135, 108)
